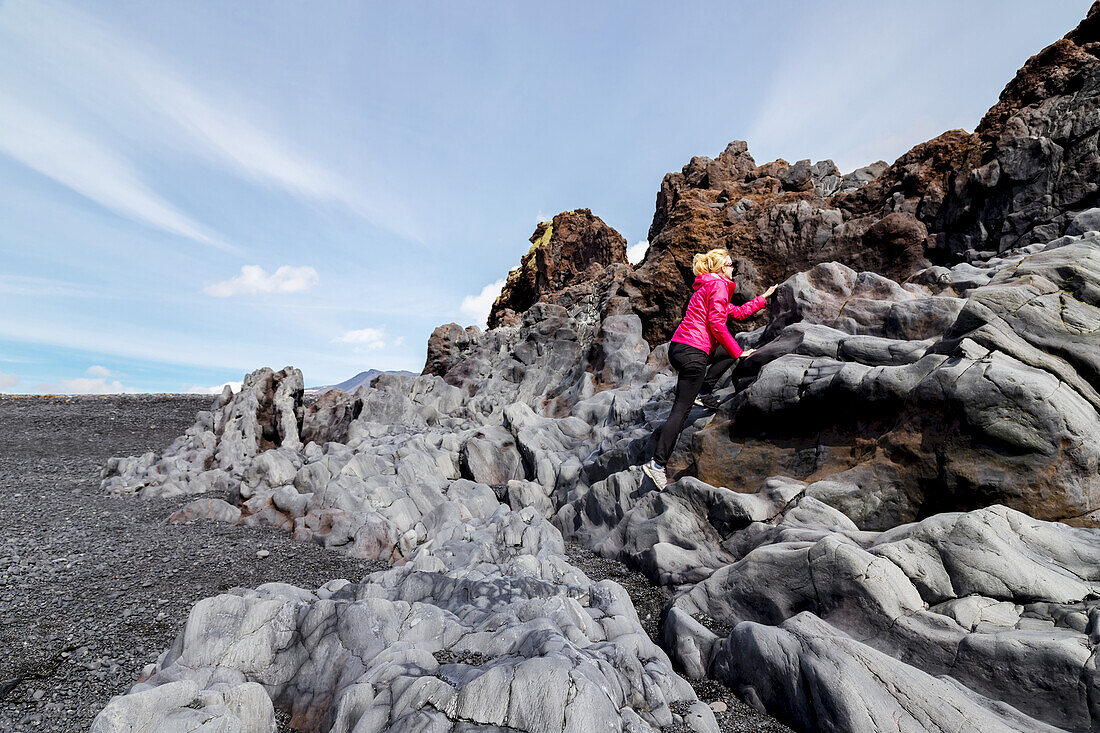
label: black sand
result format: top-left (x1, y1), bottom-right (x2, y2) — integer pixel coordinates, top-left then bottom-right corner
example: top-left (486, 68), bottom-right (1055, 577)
top-left (0, 395), bottom-right (789, 732)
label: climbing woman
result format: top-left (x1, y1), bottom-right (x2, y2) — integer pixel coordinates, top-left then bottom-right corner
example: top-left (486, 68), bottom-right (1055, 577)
top-left (641, 248), bottom-right (776, 489)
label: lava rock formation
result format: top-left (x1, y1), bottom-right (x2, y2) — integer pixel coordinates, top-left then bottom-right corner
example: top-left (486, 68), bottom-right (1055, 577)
top-left (93, 6), bottom-right (1100, 732)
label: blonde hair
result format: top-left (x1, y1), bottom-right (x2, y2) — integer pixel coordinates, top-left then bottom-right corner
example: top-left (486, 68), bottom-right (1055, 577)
top-left (692, 248), bottom-right (732, 277)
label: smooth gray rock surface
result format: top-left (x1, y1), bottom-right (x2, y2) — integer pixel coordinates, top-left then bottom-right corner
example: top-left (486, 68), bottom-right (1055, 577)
top-left (97, 507), bottom-right (718, 733)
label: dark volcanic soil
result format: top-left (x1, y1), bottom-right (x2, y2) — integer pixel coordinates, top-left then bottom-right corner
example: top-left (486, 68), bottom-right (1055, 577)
top-left (565, 544), bottom-right (793, 733)
top-left (0, 395), bottom-right (383, 732)
top-left (0, 394), bottom-right (791, 733)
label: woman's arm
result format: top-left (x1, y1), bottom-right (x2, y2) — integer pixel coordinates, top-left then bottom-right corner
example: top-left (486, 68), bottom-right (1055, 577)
top-left (728, 294), bottom-right (767, 321)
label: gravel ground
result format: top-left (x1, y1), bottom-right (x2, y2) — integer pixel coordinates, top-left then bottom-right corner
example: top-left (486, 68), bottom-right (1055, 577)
top-left (0, 395), bottom-right (381, 732)
top-left (565, 545), bottom-right (793, 733)
top-left (0, 394), bottom-right (791, 733)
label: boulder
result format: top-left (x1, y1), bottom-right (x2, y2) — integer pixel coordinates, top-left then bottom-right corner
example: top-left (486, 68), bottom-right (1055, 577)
top-left (693, 241), bottom-right (1100, 528)
top-left (459, 426), bottom-right (526, 486)
top-left (300, 387), bottom-right (361, 445)
top-left (488, 209), bottom-right (628, 329)
top-left (422, 322), bottom-right (483, 379)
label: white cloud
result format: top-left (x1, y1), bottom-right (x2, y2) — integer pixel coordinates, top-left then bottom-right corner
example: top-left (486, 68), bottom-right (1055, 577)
top-left (460, 279), bottom-right (506, 328)
top-left (0, 0), bottom-right (424, 244)
top-left (203, 265), bottom-right (319, 297)
top-left (37, 377), bottom-right (141, 394)
top-left (536, 211), bottom-right (553, 224)
top-left (186, 381), bottom-right (242, 395)
top-left (86, 365), bottom-right (112, 377)
top-left (335, 327), bottom-right (388, 350)
top-left (0, 274), bottom-right (102, 298)
top-left (0, 371), bottom-right (18, 390)
top-left (0, 90), bottom-right (233, 253)
top-left (627, 240), bottom-right (649, 265)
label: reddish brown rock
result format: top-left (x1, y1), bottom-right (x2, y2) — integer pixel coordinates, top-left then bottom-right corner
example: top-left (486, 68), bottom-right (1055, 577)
top-left (300, 388), bottom-right (362, 445)
top-left (487, 209), bottom-right (628, 329)
top-left (422, 323), bottom-right (483, 378)
top-left (980, 4), bottom-right (1100, 142)
top-left (629, 1), bottom-right (1100, 346)
top-left (627, 140), bottom-right (918, 345)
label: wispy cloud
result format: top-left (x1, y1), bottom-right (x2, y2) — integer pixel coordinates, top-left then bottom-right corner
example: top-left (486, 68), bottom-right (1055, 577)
top-left (147, 81), bottom-right (423, 242)
top-left (741, 7), bottom-right (925, 172)
top-left (0, 0), bottom-right (424, 244)
top-left (0, 371), bottom-right (18, 390)
top-left (203, 265), bottom-right (319, 297)
top-left (460, 279), bottom-right (505, 328)
top-left (0, 312), bottom-right (418, 378)
top-left (0, 274), bottom-right (104, 298)
top-left (36, 376), bottom-right (140, 394)
top-left (85, 365), bottom-right (112, 378)
top-left (0, 90), bottom-right (233, 252)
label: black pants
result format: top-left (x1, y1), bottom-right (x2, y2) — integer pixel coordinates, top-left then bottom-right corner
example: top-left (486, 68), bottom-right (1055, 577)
top-left (653, 341), bottom-right (736, 465)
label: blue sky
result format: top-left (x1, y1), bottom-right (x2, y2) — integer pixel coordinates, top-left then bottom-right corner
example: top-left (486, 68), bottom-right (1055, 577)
top-left (0, 0), bottom-right (1089, 393)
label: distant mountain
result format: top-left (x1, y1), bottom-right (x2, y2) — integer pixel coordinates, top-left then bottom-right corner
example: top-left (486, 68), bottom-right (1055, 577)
top-left (306, 369), bottom-right (416, 394)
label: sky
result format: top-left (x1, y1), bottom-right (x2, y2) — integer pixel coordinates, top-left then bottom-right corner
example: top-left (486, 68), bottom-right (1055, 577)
top-left (0, 0), bottom-right (1090, 394)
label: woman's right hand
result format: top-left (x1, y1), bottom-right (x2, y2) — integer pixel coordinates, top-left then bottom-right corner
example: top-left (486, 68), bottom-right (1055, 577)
top-left (739, 348), bottom-right (757, 358)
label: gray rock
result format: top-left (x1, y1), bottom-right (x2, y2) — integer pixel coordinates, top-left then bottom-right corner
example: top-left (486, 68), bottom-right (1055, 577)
top-left (459, 426), bottom-right (526, 486)
top-left (711, 613), bottom-right (1062, 733)
top-left (96, 199), bottom-right (1100, 732)
top-left (93, 680), bottom-right (273, 733)
top-left (300, 388), bottom-right (361, 445)
top-left (1066, 207), bottom-right (1100, 236)
top-left (669, 505), bottom-right (1100, 730)
top-left (693, 243), bottom-right (1100, 528)
top-left (96, 508), bottom-right (717, 733)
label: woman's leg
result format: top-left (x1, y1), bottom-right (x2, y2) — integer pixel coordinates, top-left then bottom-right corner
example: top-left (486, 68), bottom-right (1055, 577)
top-left (701, 346), bottom-right (735, 394)
top-left (653, 343), bottom-right (709, 465)
top-left (702, 313), bottom-right (746, 393)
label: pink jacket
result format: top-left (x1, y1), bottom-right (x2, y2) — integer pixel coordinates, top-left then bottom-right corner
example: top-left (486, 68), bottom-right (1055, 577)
top-left (671, 273), bottom-right (766, 358)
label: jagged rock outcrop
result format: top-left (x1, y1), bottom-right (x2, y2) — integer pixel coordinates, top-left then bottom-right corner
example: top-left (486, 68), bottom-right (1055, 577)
top-left (432, 266), bottom-right (649, 415)
top-left (95, 503), bottom-right (720, 731)
top-left (95, 507), bottom-right (718, 733)
top-left (100, 367), bottom-right (304, 499)
top-left (94, 308), bottom-right (716, 731)
top-left (630, 1), bottom-right (1100, 346)
top-left (97, 223), bottom-right (1100, 732)
top-left (94, 7), bottom-right (1100, 732)
top-left (626, 140), bottom-right (925, 345)
top-left (487, 208), bottom-right (628, 329)
top-left (836, 2), bottom-right (1100, 264)
top-left (666, 503), bottom-right (1100, 732)
top-left (422, 323), bottom-right (482, 378)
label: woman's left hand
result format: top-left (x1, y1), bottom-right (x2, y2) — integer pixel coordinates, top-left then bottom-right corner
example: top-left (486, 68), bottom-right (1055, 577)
top-left (762, 284), bottom-right (778, 299)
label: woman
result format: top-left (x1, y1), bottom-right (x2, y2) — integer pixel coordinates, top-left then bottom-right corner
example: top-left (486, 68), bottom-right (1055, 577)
top-left (642, 248), bottom-right (776, 489)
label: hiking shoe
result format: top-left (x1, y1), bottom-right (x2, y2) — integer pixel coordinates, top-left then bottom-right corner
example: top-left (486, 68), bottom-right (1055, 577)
top-left (694, 393), bottom-right (721, 410)
top-left (641, 459), bottom-right (667, 490)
